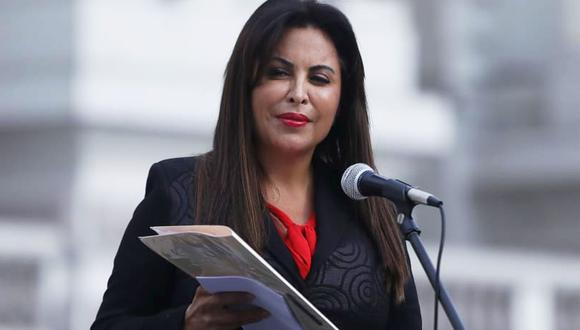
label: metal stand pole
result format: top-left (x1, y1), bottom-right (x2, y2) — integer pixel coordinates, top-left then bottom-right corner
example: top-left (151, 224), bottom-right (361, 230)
top-left (396, 202), bottom-right (466, 330)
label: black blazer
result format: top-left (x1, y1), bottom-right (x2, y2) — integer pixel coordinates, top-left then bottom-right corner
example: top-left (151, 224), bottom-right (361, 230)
top-left (91, 157), bottom-right (422, 330)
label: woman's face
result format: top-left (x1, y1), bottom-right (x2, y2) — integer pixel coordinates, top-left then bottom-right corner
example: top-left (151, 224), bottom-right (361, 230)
top-left (251, 27), bottom-right (342, 158)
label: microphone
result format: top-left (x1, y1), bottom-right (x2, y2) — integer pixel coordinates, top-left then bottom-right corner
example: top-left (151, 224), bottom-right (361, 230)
top-left (341, 163), bottom-right (443, 207)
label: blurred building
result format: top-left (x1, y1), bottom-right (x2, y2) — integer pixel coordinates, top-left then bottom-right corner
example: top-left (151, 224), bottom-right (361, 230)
top-left (410, 0), bottom-right (580, 329)
top-left (0, 0), bottom-right (579, 330)
top-left (413, 0), bottom-right (580, 253)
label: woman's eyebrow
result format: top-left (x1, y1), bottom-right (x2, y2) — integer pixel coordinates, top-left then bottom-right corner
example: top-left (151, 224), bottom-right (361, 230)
top-left (310, 65), bottom-right (335, 74)
top-left (272, 56), bottom-right (336, 74)
top-left (271, 56), bottom-right (293, 67)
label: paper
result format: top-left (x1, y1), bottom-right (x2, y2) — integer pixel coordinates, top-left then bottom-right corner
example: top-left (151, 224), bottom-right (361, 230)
top-left (140, 225), bottom-right (338, 330)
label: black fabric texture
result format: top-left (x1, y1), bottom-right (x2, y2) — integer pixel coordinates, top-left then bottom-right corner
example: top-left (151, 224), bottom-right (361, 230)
top-left (91, 156), bottom-right (422, 329)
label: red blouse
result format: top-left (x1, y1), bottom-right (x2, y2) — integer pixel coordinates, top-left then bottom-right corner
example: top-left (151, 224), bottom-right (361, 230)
top-left (266, 203), bottom-right (317, 279)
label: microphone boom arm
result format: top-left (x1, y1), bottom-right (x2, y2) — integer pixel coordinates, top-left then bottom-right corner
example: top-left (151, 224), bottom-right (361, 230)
top-left (396, 201), bottom-right (466, 330)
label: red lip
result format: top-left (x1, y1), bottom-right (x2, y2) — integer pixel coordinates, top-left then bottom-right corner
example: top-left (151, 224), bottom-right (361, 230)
top-left (276, 112), bottom-right (310, 127)
top-left (277, 112), bottom-right (310, 121)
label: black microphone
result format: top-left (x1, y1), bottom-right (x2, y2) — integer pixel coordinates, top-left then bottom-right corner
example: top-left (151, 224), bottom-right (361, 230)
top-left (341, 163), bottom-right (443, 207)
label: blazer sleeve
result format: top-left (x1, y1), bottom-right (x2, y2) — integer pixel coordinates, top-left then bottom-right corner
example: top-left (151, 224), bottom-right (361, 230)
top-left (91, 163), bottom-right (189, 330)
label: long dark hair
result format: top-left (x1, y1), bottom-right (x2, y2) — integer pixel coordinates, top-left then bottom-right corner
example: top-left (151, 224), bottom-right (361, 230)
top-left (194, 0), bottom-right (409, 302)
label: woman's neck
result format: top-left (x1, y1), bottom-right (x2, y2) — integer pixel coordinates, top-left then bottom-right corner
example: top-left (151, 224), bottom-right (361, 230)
top-left (258, 148), bottom-right (314, 224)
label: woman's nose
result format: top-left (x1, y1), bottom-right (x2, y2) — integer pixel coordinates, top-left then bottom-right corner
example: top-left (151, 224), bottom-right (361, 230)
top-left (287, 78), bottom-right (309, 105)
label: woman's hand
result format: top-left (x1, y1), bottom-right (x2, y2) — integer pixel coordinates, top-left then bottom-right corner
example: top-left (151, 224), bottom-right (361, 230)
top-left (183, 286), bottom-right (271, 330)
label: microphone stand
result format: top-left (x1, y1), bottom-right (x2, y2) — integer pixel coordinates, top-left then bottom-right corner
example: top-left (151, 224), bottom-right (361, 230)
top-left (395, 201), bottom-right (466, 330)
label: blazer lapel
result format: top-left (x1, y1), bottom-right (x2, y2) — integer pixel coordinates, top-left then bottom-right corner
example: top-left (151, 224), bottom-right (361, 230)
top-left (263, 212), bottom-right (305, 289)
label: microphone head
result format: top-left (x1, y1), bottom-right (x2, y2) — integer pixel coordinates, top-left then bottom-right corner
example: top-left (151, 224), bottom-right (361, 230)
top-left (341, 163), bottom-right (374, 200)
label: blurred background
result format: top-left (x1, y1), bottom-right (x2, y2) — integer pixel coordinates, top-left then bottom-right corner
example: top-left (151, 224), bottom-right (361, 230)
top-left (1, 0), bottom-right (580, 329)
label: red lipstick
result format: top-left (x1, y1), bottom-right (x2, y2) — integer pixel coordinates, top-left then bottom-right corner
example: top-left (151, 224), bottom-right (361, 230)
top-left (277, 112), bottom-right (310, 128)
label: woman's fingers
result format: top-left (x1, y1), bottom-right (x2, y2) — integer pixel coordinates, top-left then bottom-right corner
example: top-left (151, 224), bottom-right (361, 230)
top-left (206, 291), bottom-right (254, 306)
top-left (184, 286), bottom-right (271, 330)
top-left (205, 291), bottom-right (270, 326)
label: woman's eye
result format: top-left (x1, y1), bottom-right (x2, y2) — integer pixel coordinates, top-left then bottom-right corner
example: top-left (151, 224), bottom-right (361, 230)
top-left (310, 75), bottom-right (330, 84)
top-left (266, 68), bottom-right (289, 78)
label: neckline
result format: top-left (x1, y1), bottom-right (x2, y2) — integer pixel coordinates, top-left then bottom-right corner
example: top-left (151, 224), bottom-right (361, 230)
top-left (266, 203), bottom-right (315, 227)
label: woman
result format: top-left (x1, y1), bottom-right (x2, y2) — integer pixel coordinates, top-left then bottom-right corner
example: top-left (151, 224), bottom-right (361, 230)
top-left (92, 0), bottom-right (422, 329)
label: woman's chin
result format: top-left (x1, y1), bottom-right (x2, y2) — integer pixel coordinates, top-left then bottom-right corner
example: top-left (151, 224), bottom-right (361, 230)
top-left (269, 140), bottom-right (316, 158)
